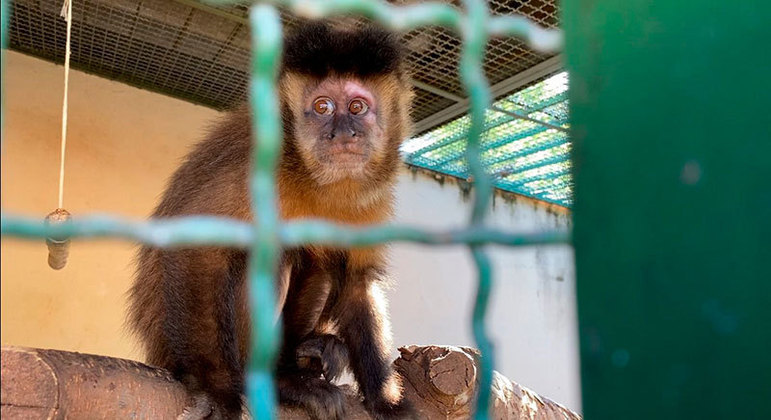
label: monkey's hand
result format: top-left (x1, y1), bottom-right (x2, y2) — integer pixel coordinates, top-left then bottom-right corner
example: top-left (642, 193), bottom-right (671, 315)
top-left (278, 373), bottom-right (346, 420)
top-left (177, 393), bottom-right (212, 420)
top-left (296, 333), bottom-right (349, 382)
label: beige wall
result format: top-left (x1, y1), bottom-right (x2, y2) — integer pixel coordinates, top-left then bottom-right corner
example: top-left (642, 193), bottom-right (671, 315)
top-left (1, 51), bottom-right (219, 360)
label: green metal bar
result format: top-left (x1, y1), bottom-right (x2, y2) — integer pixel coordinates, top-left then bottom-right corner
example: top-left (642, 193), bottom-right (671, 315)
top-left (469, 246), bottom-right (494, 418)
top-left (282, 223), bottom-right (569, 248)
top-left (0, 0), bottom-right (6, 52)
top-left (459, 0), bottom-right (495, 417)
top-left (0, 214), bottom-right (570, 248)
top-left (566, 0), bottom-right (771, 418)
top-left (246, 5), bottom-right (282, 418)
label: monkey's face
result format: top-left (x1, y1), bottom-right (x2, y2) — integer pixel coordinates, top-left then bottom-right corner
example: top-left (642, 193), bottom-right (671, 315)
top-left (288, 75), bottom-right (390, 185)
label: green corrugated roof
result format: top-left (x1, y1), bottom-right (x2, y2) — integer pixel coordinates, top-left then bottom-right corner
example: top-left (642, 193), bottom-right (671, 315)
top-left (402, 71), bottom-right (571, 207)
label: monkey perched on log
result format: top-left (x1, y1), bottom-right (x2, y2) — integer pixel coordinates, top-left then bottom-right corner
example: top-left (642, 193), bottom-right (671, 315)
top-left (129, 23), bottom-right (415, 420)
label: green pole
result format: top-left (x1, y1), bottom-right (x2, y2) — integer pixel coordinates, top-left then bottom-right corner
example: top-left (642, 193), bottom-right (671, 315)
top-left (566, 0), bottom-right (771, 418)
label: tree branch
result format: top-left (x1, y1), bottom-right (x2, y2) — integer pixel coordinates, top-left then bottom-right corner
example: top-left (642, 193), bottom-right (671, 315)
top-left (1, 345), bottom-right (580, 419)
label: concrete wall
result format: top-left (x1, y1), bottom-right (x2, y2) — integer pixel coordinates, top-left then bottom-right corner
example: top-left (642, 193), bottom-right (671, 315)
top-left (389, 172), bottom-right (580, 410)
top-left (1, 51), bottom-right (580, 410)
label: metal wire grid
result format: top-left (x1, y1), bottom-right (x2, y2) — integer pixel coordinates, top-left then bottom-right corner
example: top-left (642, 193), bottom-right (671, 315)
top-left (7, 0), bottom-right (558, 128)
top-left (9, 0), bottom-right (252, 106)
top-left (402, 71), bottom-right (571, 206)
top-left (1, 0), bottom-right (568, 418)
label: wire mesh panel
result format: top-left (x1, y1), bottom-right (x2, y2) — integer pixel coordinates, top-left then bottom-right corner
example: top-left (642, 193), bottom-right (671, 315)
top-left (0, 0), bottom-right (567, 418)
top-left (6, 0), bottom-right (559, 130)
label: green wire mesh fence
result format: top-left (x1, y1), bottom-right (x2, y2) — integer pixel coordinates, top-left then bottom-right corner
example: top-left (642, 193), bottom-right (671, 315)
top-left (0, 0), bottom-right (568, 418)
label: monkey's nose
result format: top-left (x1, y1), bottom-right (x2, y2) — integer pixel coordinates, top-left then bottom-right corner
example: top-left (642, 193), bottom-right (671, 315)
top-left (327, 129), bottom-right (357, 141)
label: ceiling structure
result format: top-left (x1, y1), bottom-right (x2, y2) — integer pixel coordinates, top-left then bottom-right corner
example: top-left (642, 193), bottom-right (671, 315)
top-left (7, 0), bottom-right (570, 206)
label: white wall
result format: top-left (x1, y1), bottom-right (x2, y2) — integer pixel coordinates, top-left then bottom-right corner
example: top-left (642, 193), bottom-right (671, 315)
top-left (388, 170), bottom-right (581, 411)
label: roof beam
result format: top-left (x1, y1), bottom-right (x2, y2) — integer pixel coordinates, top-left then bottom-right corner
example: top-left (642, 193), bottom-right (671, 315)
top-left (489, 105), bottom-right (569, 132)
top-left (171, 0), bottom-right (248, 25)
top-left (411, 79), bottom-right (465, 103)
top-left (413, 55), bottom-right (563, 133)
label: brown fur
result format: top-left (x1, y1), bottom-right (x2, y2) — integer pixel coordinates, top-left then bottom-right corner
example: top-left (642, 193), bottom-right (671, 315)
top-left (129, 23), bottom-right (414, 420)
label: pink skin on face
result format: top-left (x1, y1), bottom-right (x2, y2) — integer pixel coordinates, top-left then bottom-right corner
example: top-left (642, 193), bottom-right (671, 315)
top-left (340, 80), bottom-right (376, 113)
top-left (306, 78), bottom-right (380, 159)
top-left (306, 78), bottom-right (378, 118)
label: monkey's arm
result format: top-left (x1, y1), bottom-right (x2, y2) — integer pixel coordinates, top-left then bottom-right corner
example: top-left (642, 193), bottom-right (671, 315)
top-left (333, 269), bottom-right (413, 419)
top-left (130, 247), bottom-right (250, 419)
top-left (276, 259), bottom-right (351, 419)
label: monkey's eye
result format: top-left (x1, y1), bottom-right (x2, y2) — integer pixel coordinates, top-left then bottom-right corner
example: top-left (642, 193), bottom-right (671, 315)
top-left (348, 99), bottom-right (369, 115)
top-left (313, 97), bottom-right (335, 115)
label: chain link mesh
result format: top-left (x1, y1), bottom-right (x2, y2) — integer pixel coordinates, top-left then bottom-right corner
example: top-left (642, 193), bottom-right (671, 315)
top-left (0, 0), bottom-right (567, 418)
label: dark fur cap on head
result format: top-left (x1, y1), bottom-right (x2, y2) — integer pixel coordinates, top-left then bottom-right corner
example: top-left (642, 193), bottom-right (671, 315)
top-left (282, 22), bottom-right (405, 78)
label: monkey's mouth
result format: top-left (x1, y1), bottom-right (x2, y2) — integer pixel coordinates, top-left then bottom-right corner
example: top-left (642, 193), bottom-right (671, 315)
top-left (324, 144), bottom-right (369, 165)
top-left (325, 153), bottom-right (368, 171)
top-left (330, 151), bottom-right (366, 158)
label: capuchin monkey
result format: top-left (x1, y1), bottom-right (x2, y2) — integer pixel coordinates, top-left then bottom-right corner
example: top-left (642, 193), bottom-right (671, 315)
top-left (129, 22), bottom-right (415, 420)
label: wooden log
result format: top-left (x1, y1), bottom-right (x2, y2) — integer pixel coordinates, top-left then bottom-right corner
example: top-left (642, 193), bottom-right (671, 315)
top-left (1, 346), bottom-right (581, 419)
top-left (1, 346), bottom-right (189, 419)
top-left (395, 345), bottom-right (582, 420)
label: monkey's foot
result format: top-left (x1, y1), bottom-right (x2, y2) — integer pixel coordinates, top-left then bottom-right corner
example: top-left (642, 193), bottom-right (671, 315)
top-left (366, 398), bottom-right (418, 420)
top-left (296, 333), bottom-right (349, 382)
top-left (278, 373), bottom-right (346, 420)
top-left (176, 393), bottom-right (250, 420)
top-left (177, 393), bottom-right (212, 420)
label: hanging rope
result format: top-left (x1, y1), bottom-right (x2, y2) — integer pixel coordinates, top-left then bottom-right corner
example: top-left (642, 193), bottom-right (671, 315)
top-left (45, 0), bottom-right (74, 270)
top-left (58, 0), bottom-right (72, 209)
